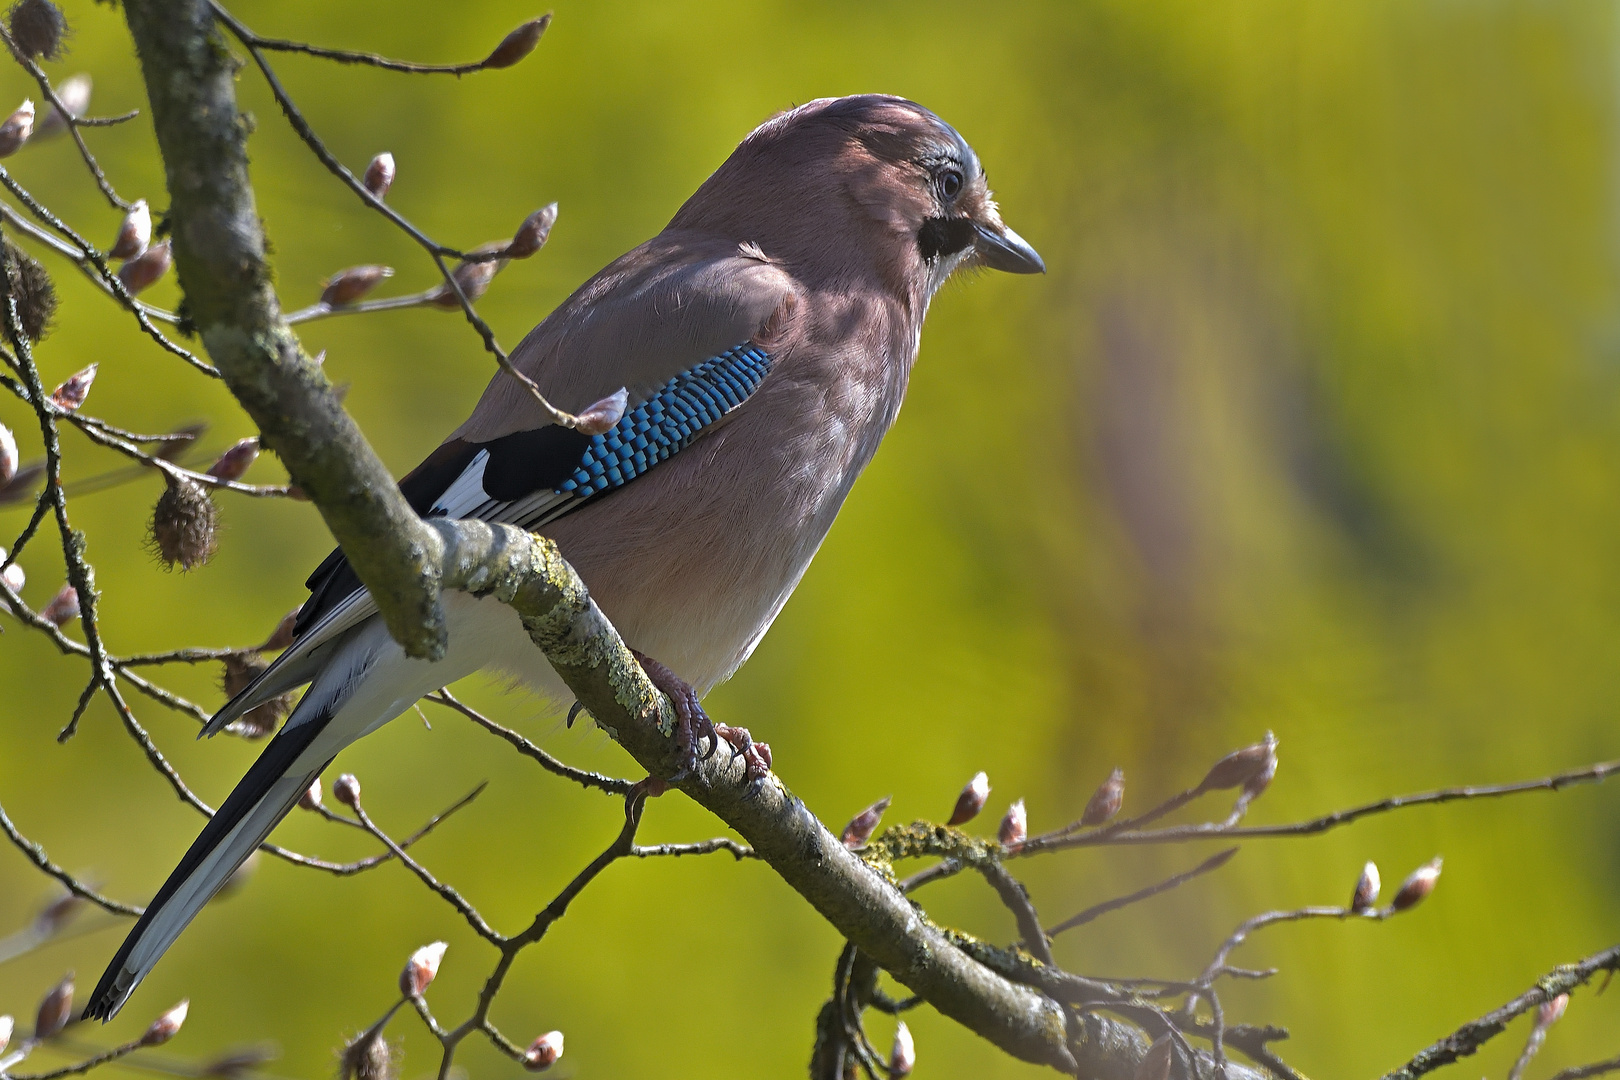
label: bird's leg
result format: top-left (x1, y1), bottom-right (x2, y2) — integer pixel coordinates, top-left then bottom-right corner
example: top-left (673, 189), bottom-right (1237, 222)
top-left (629, 649), bottom-right (772, 789)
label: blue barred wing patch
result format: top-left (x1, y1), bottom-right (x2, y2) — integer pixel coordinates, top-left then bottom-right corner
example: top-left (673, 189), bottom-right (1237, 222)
top-left (556, 343), bottom-right (773, 497)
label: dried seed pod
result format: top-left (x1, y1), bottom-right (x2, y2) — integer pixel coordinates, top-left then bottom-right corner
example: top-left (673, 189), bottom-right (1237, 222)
top-left (505, 203), bottom-right (557, 259)
top-left (428, 245), bottom-right (505, 308)
top-left (339, 1031), bottom-right (394, 1080)
top-left (0, 421), bottom-right (16, 484)
top-left (890, 1020), bottom-right (915, 1077)
top-left (227, 693), bottom-right (291, 740)
top-left (1390, 856), bottom-right (1442, 912)
top-left (149, 473), bottom-right (219, 571)
top-left (399, 941), bottom-right (447, 998)
top-left (483, 15), bottom-right (549, 69)
top-left (333, 773), bottom-right (361, 809)
top-left (362, 152), bottom-right (394, 199)
top-left (522, 1031), bottom-right (564, 1071)
top-left (947, 771), bottom-right (990, 827)
top-left (4, 235), bottom-right (57, 340)
top-left (108, 199), bottom-right (151, 260)
top-left (35, 72), bottom-right (88, 138)
top-left (206, 437), bottom-right (260, 482)
top-left (0, 98), bottom-right (34, 157)
top-left (1134, 1037), bottom-right (1173, 1080)
top-left (998, 798), bottom-right (1027, 851)
top-left (8, 0), bottom-right (68, 61)
top-left (1350, 861), bottom-right (1381, 913)
top-left (34, 971), bottom-right (73, 1039)
top-left (220, 651), bottom-right (267, 700)
top-left (320, 264), bottom-right (393, 307)
top-left (49, 363), bottom-right (95, 410)
top-left (140, 1000), bottom-right (188, 1046)
top-left (572, 388), bottom-right (627, 436)
top-left (116, 238), bottom-right (171, 295)
top-left (840, 795), bottom-right (891, 849)
top-left (40, 583), bottom-right (77, 626)
top-left (1201, 731), bottom-right (1277, 791)
top-left (1081, 767), bottom-right (1125, 826)
top-left (298, 776), bottom-right (323, 812)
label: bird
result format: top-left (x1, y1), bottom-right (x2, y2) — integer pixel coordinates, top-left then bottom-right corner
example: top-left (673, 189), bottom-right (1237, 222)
top-left (86, 93), bottom-right (1043, 1020)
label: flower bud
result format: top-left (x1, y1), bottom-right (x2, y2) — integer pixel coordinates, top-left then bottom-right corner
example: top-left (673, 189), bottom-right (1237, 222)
top-left (1537, 992), bottom-right (1569, 1028)
top-left (140, 1000), bottom-right (188, 1046)
top-left (339, 1031), bottom-right (393, 1080)
top-left (116, 239), bottom-right (171, 295)
top-left (50, 363), bottom-right (96, 410)
top-left (890, 1020), bottom-right (915, 1077)
top-left (572, 388), bottom-right (627, 436)
top-left (0, 99), bottom-right (35, 157)
top-left (505, 203), bottom-right (557, 259)
top-left (320, 265), bottom-right (394, 307)
top-left (947, 771), bottom-right (990, 826)
top-left (1202, 732), bottom-right (1277, 791)
top-left (333, 773), bottom-right (361, 809)
top-left (150, 473), bottom-right (219, 571)
top-left (0, 1014), bottom-right (13, 1054)
top-left (298, 776), bottom-right (323, 812)
top-left (1134, 1038), bottom-right (1173, 1080)
top-left (998, 798), bottom-right (1027, 851)
top-left (1390, 856), bottom-right (1442, 912)
top-left (1081, 767), bottom-right (1125, 826)
top-left (3, 557), bottom-right (24, 595)
top-left (522, 1031), bottom-right (564, 1071)
top-left (34, 971), bottom-right (73, 1039)
top-left (8, 0), bottom-right (67, 61)
top-left (206, 437), bottom-right (260, 482)
top-left (227, 694), bottom-right (291, 739)
top-left (36, 73), bottom-right (89, 139)
top-left (428, 245), bottom-right (505, 308)
top-left (41, 583), bottom-right (77, 626)
top-left (399, 941), bottom-right (447, 998)
top-left (0, 421), bottom-right (16, 484)
top-left (362, 152), bottom-right (394, 199)
top-left (108, 199), bottom-right (151, 260)
top-left (1350, 861), bottom-right (1380, 914)
top-left (484, 16), bottom-right (549, 69)
top-left (840, 795), bottom-right (891, 849)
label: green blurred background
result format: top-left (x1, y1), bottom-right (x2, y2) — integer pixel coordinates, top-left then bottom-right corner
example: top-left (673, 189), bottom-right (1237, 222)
top-left (3, 1), bottom-right (1619, 1076)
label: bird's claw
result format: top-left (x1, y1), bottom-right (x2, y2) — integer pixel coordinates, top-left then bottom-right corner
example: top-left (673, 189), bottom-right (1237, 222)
top-left (632, 649), bottom-right (718, 780)
top-left (716, 724), bottom-right (772, 791)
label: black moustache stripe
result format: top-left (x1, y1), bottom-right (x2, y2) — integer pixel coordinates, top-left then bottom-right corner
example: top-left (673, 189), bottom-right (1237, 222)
top-left (917, 216), bottom-right (975, 261)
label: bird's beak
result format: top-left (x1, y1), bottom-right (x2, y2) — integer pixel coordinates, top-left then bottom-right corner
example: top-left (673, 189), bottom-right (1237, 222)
top-left (972, 221), bottom-right (1045, 274)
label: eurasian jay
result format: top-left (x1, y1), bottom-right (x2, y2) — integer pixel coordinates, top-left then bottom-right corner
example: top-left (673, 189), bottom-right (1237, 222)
top-left (87, 93), bottom-right (1043, 1020)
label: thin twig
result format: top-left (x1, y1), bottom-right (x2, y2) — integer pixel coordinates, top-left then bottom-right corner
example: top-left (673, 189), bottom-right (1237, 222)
top-left (1047, 848), bottom-right (1239, 938)
top-left (221, 12), bottom-right (550, 76)
top-left (427, 690), bottom-right (634, 795)
top-left (0, 800), bottom-right (144, 916)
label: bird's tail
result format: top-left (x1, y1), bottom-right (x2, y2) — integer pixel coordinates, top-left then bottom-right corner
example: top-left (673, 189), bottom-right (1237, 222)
top-left (83, 711), bottom-right (332, 1021)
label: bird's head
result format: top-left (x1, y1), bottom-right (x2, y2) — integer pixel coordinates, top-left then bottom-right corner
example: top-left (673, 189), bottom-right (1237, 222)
top-left (672, 95), bottom-right (1043, 297)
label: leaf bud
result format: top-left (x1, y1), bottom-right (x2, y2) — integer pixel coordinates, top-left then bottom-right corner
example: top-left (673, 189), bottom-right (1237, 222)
top-left (998, 798), bottom-right (1027, 851)
top-left (362, 152), bottom-right (395, 200)
top-left (0, 462), bottom-right (41, 507)
top-left (8, 0), bottom-right (68, 61)
top-left (3, 555), bottom-right (24, 595)
top-left (483, 16), bottom-right (549, 69)
top-left (35, 73), bottom-right (88, 138)
top-left (947, 771), bottom-right (990, 827)
top-left (1350, 861), bottom-right (1381, 913)
top-left (429, 245), bottom-right (505, 308)
top-left (116, 238), bottom-right (171, 295)
top-left (333, 772), bottom-right (361, 809)
top-left (1134, 1037), bottom-right (1173, 1080)
top-left (206, 437), bottom-right (260, 482)
top-left (50, 362), bottom-right (96, 410)
top-left (320, 265), bottom-right (393, 307)
top-left (339, 1031), bottom-right (394, 1080)
top-left (505, 203), bottom-right (557, 259)
top-left (140, 999), bottom-right (188, 1046)
top-left (108, 199), bottom-right (151, 260)
top-left (1390, 856), bottom-right (1442, 912)
top-left (572, 388), bottom-right (627, 436)
top-left (1537, 992), bottom-right (1569, 1028)
top-left (34, 971), bottom-right (73, 1039)
top-left (1081, 767), bottom-right (1125, 826)
top-left (399, 941), bottom-right (447, 998)
top-left (522, 1031), bottom-right (564, 1071)
top-left (1, 421), bottom-right (16, 484)
top-left (41, 583), bottom-right (77, 626)
top-left (889, 1020), bottom-right (915, 1077)
top-left (298, 776), bottom-right (323, 812)
top-left (149, 473), bottom-right (219, 571)
top-left (33, 890), bottom-right (82, 937)
top-left (1201, 731), bottom-right (1277, 792)
top-left (839, 795), bottom-right (891, 849)
top-left (0, 98), bottom-right (34, 157)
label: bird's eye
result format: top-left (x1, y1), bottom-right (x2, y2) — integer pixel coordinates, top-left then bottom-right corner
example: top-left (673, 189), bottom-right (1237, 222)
top-left (937, 169), bottom-right (963, 201)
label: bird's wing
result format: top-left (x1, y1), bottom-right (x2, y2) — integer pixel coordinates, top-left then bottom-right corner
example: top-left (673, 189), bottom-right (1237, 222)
top-left (204, 242), bottom-right (796, 735)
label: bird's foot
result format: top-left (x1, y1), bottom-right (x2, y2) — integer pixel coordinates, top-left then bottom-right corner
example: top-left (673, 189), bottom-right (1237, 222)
top-left (714, 723), bottom-right (772, 796)
top-left (631, 649), bottom-right (716, 781)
